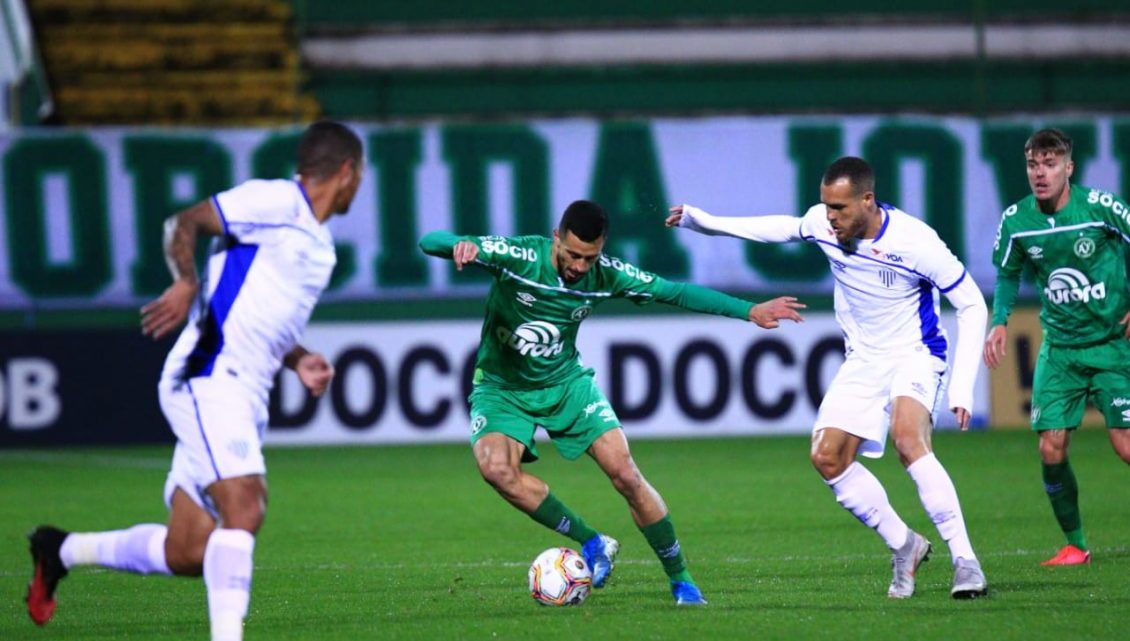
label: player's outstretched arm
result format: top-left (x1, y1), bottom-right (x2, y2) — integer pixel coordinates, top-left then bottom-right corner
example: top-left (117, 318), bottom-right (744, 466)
top-left (749, 296), bottom-right (806, 329)
top-left (666, 204), bottom-right (801, 243)
top-left (140, 199), bottom-right (224, 339)
top-left (419, 231), bottom-right (481, 270)
top-left (284, 345), bottom-right (335, 397)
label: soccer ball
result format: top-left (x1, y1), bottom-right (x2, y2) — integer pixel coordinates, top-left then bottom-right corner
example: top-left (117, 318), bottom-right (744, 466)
top-left (528, 547), bottom-right (592, 606)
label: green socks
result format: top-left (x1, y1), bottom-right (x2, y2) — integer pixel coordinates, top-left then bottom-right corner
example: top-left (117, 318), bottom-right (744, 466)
top-left (1042, 460), bottom-right (1088, 550)
top-left (530, 493), bottom-right (599, 544)
top-left (641, 515), bottom-right (693, 584)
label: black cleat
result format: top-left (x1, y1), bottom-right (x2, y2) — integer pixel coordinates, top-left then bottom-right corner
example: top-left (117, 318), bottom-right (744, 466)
top-left (26, 526), bottom-right (70, 626)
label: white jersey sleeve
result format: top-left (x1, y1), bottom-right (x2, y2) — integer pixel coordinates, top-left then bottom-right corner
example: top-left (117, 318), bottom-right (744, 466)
top-left (212, 179), bottom-right (304, 240)
top-left (677, 204), bottom-right (803, 243)
top-left (797, 204), bottom-right (831, 241)
top-left (912, 225), bottom-right (967, 291)
top-left (909, 224), bottom-right (985, 415)
top-left (942, 272), bottom-right (987, 415)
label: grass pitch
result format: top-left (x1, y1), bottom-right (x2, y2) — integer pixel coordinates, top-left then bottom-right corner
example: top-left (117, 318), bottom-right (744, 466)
top-left (1, 429), bottom-right (1127, 640)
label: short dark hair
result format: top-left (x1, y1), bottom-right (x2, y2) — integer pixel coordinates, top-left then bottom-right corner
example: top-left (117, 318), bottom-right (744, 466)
top-left (1025, 128), bottom-right (1073, 159)
top-left (558, 200), bottom-right (608, 242)
top-left (822, 156), bottom-right (875, 195)
top-left (296, 120), bottom-right (363, 180)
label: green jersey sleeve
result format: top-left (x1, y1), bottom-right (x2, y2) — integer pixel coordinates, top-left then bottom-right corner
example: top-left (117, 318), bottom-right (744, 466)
top-left (1084, 187), bottom-right (1130, 241)
top-left (990, 205), bottom-right (1025, 326)
top-left (418, 230), bottom-right (467, 258)
top-left (418, 232), bottom-right (544, 274)
top-left (597, 254), bottom-right (752, 320)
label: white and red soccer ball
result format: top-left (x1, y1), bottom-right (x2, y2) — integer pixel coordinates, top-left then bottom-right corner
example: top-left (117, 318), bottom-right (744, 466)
top-left (528, 547), bottom-right (592, 606)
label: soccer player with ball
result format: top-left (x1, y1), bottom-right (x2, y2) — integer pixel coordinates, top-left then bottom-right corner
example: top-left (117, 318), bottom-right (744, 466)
top-left (668, 157), bottom-right (989, 599)
top-left (420, 200), bottom-right (804, 605)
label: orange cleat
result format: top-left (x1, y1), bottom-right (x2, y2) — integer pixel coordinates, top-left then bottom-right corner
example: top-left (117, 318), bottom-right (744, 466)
top-left (1041, 544), bottom-right (1091, 566)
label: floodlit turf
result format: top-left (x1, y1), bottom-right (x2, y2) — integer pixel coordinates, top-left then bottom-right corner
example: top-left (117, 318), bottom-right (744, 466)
top-left (1, 429), bottom-right (1127, 640)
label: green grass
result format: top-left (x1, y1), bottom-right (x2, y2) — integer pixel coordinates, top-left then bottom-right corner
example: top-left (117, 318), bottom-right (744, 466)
top-left (1, 429), bottom-right (1127, 640)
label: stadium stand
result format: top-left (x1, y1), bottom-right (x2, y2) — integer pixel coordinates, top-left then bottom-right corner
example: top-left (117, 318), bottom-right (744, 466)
top-left (25, 0), bottom-right (318, 124)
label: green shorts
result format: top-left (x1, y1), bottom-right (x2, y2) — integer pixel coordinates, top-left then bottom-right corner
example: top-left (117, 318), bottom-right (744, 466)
top-left (1031, 337), bottom-right (1130, 431)
top-left (468, 373), bottom-right (621, 462)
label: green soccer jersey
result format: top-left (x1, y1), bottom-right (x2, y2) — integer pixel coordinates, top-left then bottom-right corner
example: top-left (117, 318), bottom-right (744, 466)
top-left (991, 184), bottom-right (1130, 347)
top-left (419, 231), bottom-right (753, 389)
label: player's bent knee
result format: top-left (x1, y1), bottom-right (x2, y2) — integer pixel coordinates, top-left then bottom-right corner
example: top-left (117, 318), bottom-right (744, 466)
top-left (810, 450), bottom-right (849, 480)
top-left (478, 459), bottom-right (520, 491)
top-left (165, 541), bottom-right (205, 577)
top-left (608, 466), bottom-right (644, 496)
top-left (1038, 436), bottom-right (1068, 463)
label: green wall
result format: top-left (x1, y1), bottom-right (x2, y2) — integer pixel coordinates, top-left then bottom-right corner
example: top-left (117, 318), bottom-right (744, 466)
top-left (294, 1), bottom-right (1128, 27)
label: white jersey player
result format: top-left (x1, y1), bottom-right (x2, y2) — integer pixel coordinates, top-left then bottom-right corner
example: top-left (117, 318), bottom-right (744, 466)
top-left (26, 121), bottom-right (364, 641)
top-left (666, 156), bottom-right (988, 600)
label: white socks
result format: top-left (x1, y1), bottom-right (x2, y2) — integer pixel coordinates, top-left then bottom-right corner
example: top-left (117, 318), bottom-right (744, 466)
top-left (59, 524), bottom-right (171, 575)
top-left (826, 462), bottom-right (910, 549)
top-left (204, 528), bottom-right (256, 641)
top-left (907, 452), bottom-right (977, 563)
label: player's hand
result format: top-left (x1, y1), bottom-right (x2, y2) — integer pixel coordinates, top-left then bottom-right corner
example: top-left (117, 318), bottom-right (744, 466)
top-left (951, 407), bottom-right (972, 431)
top-left (749, 296), bottom-right (806, 329)
top-left (983, 324), bottom-right (1008, 369)
top-left (296, 352), bottom-right (334, 397)
top-left (1120, 311), bottom-right (1130, 339)
top-left (665, 204), bottom-right (687, 227)
top-left (140, 279), bottom-right (197, 339)
top-left (452, 241), bottom-right (479, 270)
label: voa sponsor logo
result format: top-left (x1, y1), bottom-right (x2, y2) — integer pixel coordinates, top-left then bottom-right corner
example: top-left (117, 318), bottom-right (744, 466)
top-left (1044, 268), bottom-right (1106, 304)
top-left (479, 238), bottom-right (537, 262)
top-left (496, 321), bottom-right (564, 357)
top-left (599, 255), bottom-right (654, 283)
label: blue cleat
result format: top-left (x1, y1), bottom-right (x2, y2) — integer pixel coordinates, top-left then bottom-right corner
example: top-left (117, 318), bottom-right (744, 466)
top-left (581, 534), bottom-right (619, 588)
top-left (671, 581), bottom-right (708, 605)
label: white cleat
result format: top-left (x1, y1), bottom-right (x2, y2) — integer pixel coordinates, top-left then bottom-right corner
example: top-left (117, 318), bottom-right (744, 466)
top-left (951, 557), bottom-right (988, 599)
top-left (888, 530), bottom-right (931, 599)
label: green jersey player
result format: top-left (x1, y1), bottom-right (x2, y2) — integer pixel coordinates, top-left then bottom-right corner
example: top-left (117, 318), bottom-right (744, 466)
top-left (984, 128), bottom-right (1130, 566)
top-left (419, 200), bottom-right (805, 605)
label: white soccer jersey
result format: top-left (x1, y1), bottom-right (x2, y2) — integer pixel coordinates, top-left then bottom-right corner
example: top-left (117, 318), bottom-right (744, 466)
top-left (677, 202), bottom-right (985, 415)
top-left (160, 179), bottom-right (336, 402)
top-left (795, 203), bottom-right (966, 359)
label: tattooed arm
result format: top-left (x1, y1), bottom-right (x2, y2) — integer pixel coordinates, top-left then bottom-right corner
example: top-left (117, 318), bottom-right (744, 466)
top-left (140, 199), bottom-right (225, 339)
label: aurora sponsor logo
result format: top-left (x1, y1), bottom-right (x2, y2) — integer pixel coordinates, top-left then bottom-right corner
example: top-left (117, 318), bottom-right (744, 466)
top-left (496, 321), bottom-right (565, 357)
top-left (1043, 268), bottom-right (1106, 305)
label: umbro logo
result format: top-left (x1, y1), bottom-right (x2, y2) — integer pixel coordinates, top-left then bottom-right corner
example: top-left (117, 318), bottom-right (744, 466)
top-left (516, 292), bottom-right (537, 307)
top-left (1028, 246), bottom-right (1044, 259)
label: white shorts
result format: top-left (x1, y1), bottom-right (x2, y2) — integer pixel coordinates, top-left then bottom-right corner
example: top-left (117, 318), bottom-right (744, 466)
top-left (160, 375), bottom-right (268, 518)
top-left (814, 351), bottom-right (947, 459)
